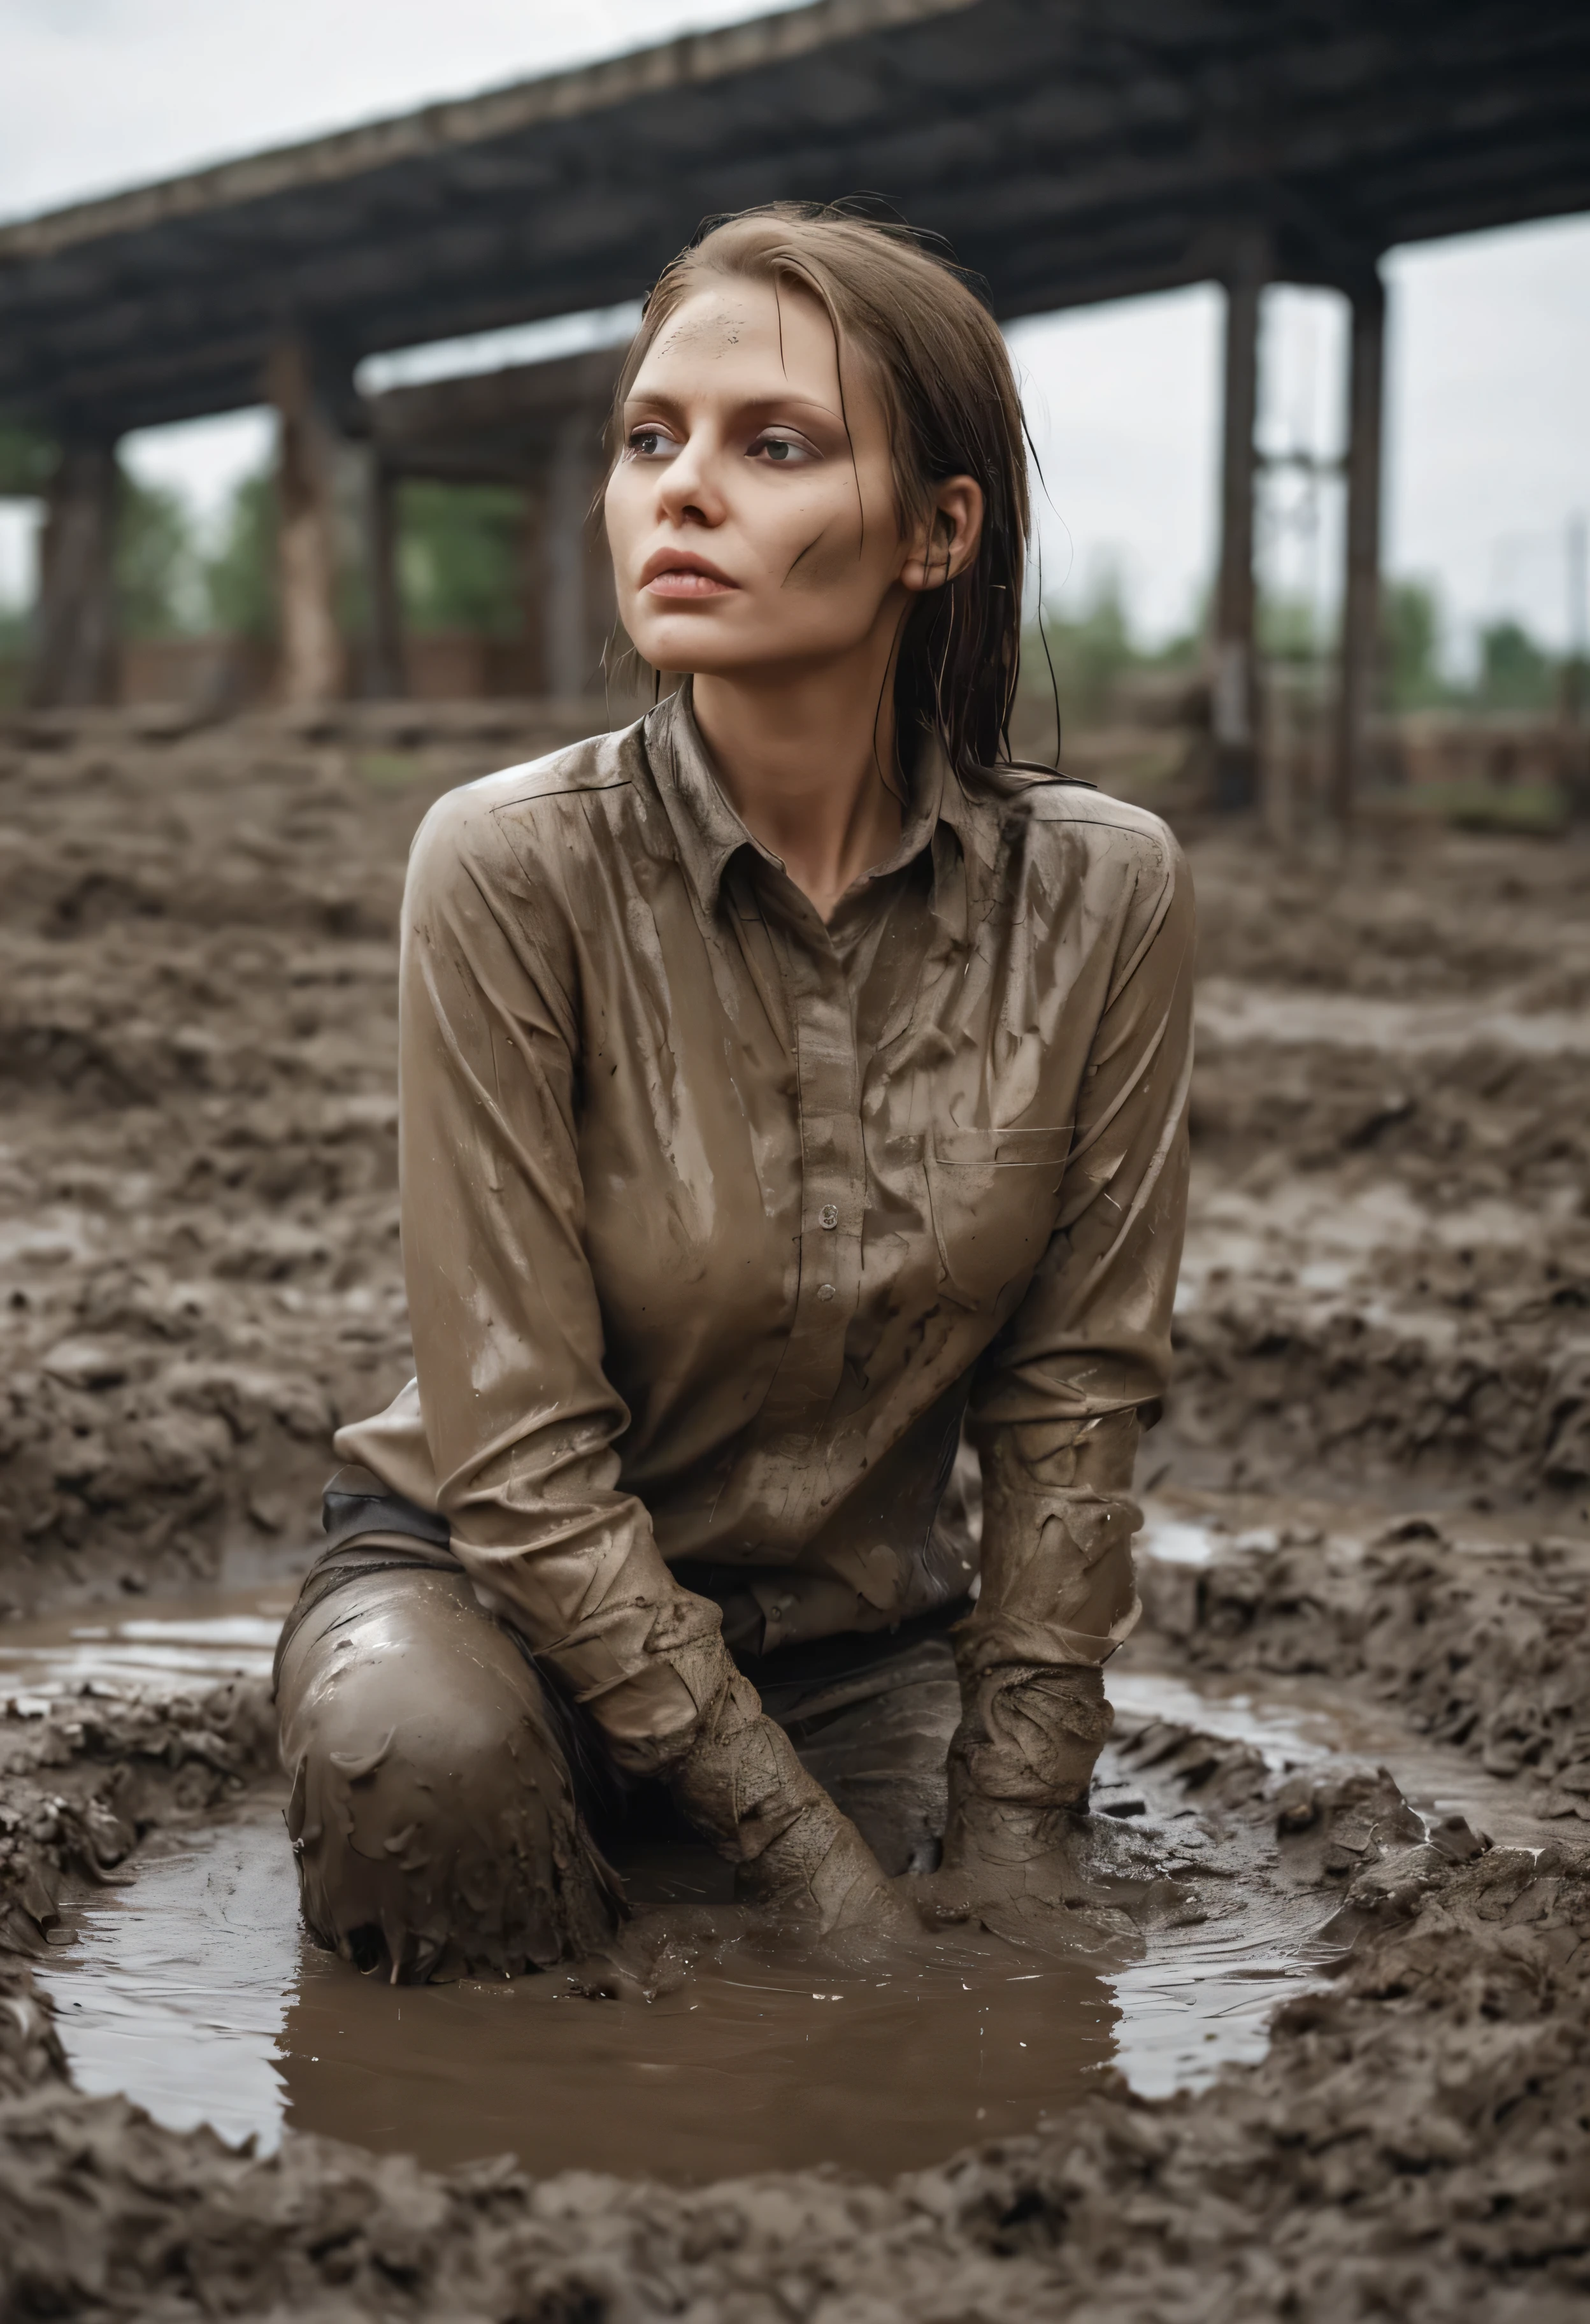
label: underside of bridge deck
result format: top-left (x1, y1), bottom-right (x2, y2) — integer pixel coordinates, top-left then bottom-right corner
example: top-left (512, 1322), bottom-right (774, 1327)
top-left (4, 0), bottom-right (1586, 798)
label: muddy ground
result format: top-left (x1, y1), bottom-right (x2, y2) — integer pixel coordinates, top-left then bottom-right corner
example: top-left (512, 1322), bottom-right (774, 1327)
top-left (1, 705), bottom-right (1588, 2318)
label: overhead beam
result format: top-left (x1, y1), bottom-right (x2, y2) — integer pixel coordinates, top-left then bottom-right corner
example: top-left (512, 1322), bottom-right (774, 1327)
top-left (3, 2), bottom-right (1589, 440)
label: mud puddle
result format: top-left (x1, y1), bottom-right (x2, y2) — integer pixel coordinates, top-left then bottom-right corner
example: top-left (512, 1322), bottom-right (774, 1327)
top-left (40, 1776), bottom-right (1326, 2181)
top-left (38, 1798), bottom-right (1124, 2179)
top-left (13, 1502), bottom-right (1524, 2181)
top-left (7, 1528), bottom-right (1438, 2184)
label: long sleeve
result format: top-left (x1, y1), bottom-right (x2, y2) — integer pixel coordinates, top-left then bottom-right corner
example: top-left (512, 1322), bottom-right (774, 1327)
top-left (391, 782), bottom-right (726, 1771)
top-left (940, 828), bottom-right (1193, 1856)
top-left (961, 824), bottom-right (1194, 1681)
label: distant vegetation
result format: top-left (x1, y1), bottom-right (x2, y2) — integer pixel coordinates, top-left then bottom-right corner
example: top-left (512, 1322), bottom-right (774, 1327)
top-left (1021, 569), bottom-right (1201, 730)
top-left (0, 443), bottom-right (1577, 724)
top-left (395, 480), bottom-right (527, 638)
top-left (1380, 579), bottom-right (1561, 715)
top-left (0, 445), bottom-right (533, 650)
top-left (1022, 566), bottom-right (1571, 730)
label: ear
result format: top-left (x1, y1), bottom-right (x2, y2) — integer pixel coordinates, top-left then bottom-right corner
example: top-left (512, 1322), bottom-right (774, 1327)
top-left (900, 476), bottom-right (984, 593)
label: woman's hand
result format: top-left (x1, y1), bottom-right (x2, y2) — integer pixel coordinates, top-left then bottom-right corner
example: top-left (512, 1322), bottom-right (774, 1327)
top-left (666, 1666), bottom-right (906, 1933)
top-left (942, 1661), bottom-right (1114, 1875)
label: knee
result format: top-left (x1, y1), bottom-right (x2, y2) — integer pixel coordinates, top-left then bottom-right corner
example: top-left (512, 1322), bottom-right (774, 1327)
top-left (284, 1563), bottom-right (547, 1761)
top-left (276, 1568), bottom-right (612, 1977)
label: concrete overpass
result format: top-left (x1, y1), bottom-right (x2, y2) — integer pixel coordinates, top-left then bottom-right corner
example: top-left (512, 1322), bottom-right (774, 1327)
top-left (4, 0), bottom-right (1588, 807)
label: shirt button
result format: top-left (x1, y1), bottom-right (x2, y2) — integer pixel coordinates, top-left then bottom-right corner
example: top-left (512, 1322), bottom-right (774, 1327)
top-left (817, 1282), bottom-right (836, 1302)
top-left (819, 1204), bottom-right (839, 1230)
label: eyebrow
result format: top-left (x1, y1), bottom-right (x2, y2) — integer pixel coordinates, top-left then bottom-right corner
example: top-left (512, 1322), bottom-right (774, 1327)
top-left (620, 388), bottom-right (843, 427)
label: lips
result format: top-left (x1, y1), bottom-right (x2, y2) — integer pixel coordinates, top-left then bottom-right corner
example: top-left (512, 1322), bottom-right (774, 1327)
top-left (639, 549), bottom-right (738, 597)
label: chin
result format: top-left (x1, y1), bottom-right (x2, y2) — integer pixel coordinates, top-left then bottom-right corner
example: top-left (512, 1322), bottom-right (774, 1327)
top-left (629, 623), bottom-right (752, 677)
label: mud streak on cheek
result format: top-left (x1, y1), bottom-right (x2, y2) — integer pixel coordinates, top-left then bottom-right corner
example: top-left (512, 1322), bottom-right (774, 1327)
top-left (782, 525), bottom-right (857, 592)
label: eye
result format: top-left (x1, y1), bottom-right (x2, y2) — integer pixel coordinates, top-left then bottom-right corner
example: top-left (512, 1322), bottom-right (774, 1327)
top-left (749, 432), bottom-right (812, 467)
top-left (627, 422), bottom-right (678, 459)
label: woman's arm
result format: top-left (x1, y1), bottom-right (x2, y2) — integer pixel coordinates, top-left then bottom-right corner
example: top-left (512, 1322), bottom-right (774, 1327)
top-left (394, 775), bottom-right (896, 1925)
top-left (947, 821), bottom-right (1196, 1870)
top-left (398, 779), bottom-right (715, 1768)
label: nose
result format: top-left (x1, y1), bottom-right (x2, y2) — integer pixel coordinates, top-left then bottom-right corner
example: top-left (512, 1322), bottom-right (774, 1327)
top-left (656, 425), bottom-right (727, 529)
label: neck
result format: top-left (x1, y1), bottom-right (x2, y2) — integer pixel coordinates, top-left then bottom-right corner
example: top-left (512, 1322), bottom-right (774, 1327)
top-left (690, 632), bottom-right (907, 924)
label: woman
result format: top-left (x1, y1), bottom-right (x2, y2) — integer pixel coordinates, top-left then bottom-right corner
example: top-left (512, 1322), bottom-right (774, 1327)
top-left (275, 205), bottom-right (1193, 1984)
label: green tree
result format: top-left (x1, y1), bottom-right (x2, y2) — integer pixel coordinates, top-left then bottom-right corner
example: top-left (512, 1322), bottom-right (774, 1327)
top-left (1259, 593), bottom-right (1320, 662)
top-left (195, 468), bottom-right (531, 643)
top-left (117, 471), bottom-right (198, 638)
top-left (1382, 579), bottom-right (1450, 711)
top-left (0, 599), bottom-right (27, 705)
top-left (1476, 617), bottom-right (1554, 712)
top-left (1026, 567), bottom-right (1135, 726)
top-left (398, 481), bottom-right (526, 636)
top-left (1021, 566), bottom-right (1206, 735)
top-left (203, 468), bottom-right (278, 640)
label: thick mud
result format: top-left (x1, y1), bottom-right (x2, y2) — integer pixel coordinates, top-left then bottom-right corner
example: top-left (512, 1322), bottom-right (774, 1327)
top-left (2, 712), bottom-right (1588, 2317)
top-left (0, 708), bottom-right (587, 1616)
top-left (1170, 835), bottom-right (1590, 1509)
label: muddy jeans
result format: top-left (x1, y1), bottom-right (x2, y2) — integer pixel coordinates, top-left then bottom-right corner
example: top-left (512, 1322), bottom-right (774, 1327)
top-left (275, 1539), bottom-right (964, 1982)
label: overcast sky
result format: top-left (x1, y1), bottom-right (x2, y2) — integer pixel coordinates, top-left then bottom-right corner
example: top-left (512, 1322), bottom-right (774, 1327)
top-left (3, 0), bottom-right (1587, 661)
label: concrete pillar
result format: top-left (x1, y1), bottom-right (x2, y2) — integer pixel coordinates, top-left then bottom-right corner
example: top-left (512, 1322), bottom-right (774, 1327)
top-left (1332, 271), bottom-right (1386, 826)
top-left (1212, 240), bottom-right (1268, 810)
top-left (29, 436), bottom-right (119, 708)
top-left (268, 337), bottom-right (346, 705)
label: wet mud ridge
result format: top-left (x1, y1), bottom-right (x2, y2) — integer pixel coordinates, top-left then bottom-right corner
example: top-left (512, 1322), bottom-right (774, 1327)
top-left (1, 720), bottom-right (1589, 2318)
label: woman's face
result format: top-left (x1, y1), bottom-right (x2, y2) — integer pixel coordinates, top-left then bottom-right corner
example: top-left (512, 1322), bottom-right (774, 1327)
top-left (606, 276), bottom-right (954, 682)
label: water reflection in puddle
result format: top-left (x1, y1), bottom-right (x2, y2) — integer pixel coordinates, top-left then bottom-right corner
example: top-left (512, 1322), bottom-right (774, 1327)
top-left (37, 1791), bottom-right (1311, 2177)
top-left (39, 1802), bottom-right (1129, 2179)
top-left (0, 1585), bottom-right (296, 1709)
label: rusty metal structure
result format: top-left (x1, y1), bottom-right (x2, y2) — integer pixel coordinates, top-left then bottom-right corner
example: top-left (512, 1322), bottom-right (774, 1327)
top-left (3, 0), bottom-right (1588, 807)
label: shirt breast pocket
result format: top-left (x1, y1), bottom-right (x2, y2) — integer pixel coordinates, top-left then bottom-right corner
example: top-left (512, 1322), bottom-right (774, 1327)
top-left (924, 1126), bottom-right (1072, 1310)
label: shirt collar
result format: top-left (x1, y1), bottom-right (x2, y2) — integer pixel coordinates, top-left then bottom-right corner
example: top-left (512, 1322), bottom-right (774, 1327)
top-left (646, 678), bottom-right (981, 919)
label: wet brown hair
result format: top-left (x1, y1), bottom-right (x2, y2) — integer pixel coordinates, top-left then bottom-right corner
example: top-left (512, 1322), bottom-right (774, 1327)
top-left (606, 202), bottom-right (1031, 785)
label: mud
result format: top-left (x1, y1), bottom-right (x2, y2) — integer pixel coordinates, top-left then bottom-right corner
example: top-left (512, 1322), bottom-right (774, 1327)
top-left (6, 1768), bottom-right (1589, 2317)
top-left (4, 726), bottom-right (1584, 1612)
top-left (1168, 834), bottom-right (1590, 1508)
top-left (1, 714), bottom-right (1588, 2317)
top-left (0, 707), bottom-right (588, 1616)
top-left (1137, 1504), bottom-right (1590, 1823)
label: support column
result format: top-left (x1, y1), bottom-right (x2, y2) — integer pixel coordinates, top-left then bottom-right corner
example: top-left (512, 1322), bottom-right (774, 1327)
top-left (544, 409), bottom-right (597, 698)
top-left (1333, 271), bottom-right (1386, 826)
top-left (1557, 513), bottom-right (1587, 821)
top-left (1212, 243), bottom-right (1266, 810)
top-left (268, 337), bottom-right (345, 705)
top-left (29, 436), bottom-right (119, 708)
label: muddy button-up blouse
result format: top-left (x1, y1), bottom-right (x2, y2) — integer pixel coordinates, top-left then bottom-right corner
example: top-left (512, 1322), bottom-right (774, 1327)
top-left (338, 685), bottom-right (1194, 1764)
